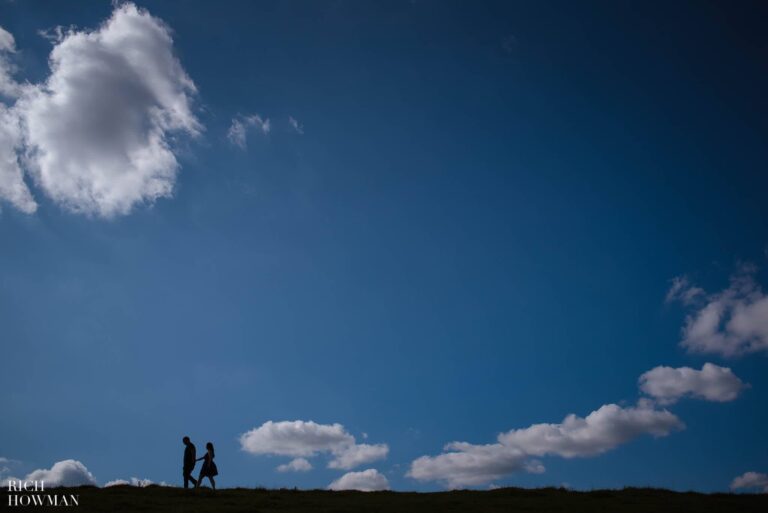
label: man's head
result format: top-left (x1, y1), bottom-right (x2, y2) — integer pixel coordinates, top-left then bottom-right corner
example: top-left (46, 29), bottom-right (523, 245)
top-left (183, 436), bottom-right (190, 445)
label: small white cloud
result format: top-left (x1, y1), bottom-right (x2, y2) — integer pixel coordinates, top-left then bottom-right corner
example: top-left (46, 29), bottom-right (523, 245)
top-left (669, 264), bottom-right (768, 356)
top-left (104, 477), bottom-right (169, 487)
top-left (240, 420), bottom-right (355, 457)
top-left (240, 420), bottom-right (389, 471)
top-left (276, 458), bottom-right (312, 473)
top-left (731, 471), bottom-right (768, 493)
top-left (639, 363), bottom-right (747, 404)
top-left (328, 443), bottom-right (388, 470)
top-left (328, 469), bottom-right (390, 491)
top-left (228, 114), bottom-right (270, 149)
top-left (103, 479), bottom-right (130, 487)
top-left (288, 116), bottom-right (304, 135)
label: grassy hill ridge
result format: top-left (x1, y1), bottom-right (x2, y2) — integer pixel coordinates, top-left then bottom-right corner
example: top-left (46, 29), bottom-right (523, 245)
top-left (3, 485), bottom-right (766, 512)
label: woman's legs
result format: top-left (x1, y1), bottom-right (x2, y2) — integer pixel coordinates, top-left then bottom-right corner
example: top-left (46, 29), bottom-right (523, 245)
top-left (196, 475), bottom-right (216, 490)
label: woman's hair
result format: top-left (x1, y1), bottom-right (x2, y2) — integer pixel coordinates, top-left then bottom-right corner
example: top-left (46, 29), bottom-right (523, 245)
top-left (206, 442), bottom-right (215, 458)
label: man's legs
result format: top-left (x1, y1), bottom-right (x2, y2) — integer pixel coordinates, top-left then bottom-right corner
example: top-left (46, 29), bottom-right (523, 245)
top-left (183, 468), bottom-right (198, 489)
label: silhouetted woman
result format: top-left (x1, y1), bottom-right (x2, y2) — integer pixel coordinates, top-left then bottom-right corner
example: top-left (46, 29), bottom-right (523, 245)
top-left (196, 442), bottom-right (218, 490)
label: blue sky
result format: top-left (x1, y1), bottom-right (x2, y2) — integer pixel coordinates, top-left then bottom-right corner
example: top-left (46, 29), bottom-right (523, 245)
top-left (1, 0), bottom-right (767, 492)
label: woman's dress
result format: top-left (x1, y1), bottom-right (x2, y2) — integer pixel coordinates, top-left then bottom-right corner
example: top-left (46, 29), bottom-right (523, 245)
top-left (199, 453), bottom-right (218, 478)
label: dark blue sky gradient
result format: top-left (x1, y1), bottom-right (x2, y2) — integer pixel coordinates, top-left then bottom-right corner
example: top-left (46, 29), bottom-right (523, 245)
top-left (1, 0), bottom-right (766, 491)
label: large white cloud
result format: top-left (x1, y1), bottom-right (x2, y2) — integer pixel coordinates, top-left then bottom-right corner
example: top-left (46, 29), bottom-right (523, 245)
top-left (668, 264), bottom-right (768, 356)
top-left (0, 3), bottom-right (200, 217)
top-left (731, 471), bottom-right (768, 493)
top-left (2, 460), bottom-right (97, 488)
top-left (639, 363), bottom-right (747, 404)
top-left (240, 420), bottom-right (388, 470)
top-left (408, 401), bottom-right (683, 488)
top-left (328, 469), bottom-right (390, 491)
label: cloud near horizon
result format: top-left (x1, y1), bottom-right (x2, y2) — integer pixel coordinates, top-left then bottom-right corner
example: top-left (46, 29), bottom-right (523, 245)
top-left (328, 469), bottom-right (390, 491)
top-left (0, 2), bottom-right (200, 217)
top-left (276, 458), bottom-right (312, 473)
top-left (104, 477), bottom-right (171, 487)
top-left (408, 401), bottom-right (683, 488)
top-left (1, 460), bottom-right (96, 488)
top-left (239, 420), bottom-right (389, 471)
top-left (668, 264), bottom-right (768, 357)
top-left (730, 471), bottom-right (768, 493)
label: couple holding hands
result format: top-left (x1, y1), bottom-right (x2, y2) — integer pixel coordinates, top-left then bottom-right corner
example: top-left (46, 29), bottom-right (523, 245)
top-left (182, 436), bottom-right (218, 490)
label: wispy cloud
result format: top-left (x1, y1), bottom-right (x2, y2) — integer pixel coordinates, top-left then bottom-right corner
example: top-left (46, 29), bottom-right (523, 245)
top-left (228, 114), bottom-right (270, 149)
top-left (665, 276), bottom-right (705, 305)
top-left (288, 116), bottom-right (304, 135)
top-left (667, 263), bottom-right (768, 356)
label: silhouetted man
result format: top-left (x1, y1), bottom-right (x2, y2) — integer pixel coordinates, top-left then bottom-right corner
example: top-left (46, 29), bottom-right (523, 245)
top-left (182, 436), bottom-right (198, 489)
